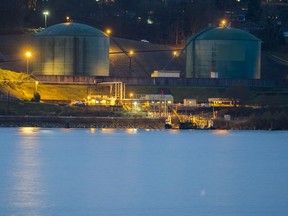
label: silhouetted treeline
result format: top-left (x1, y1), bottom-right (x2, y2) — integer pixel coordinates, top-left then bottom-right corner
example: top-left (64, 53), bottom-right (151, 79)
top-left (0, 0), bottom-right (287, 47)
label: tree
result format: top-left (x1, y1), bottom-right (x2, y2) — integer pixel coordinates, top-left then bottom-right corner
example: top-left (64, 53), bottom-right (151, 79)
top-left (246, 0), bottom-right (262, 21)
top-left (0, 0), bottom-right (26, 31)
top-left (186, 0), bottom-right (217, 35)
top-left (31, 92), bottom-right (41, 102)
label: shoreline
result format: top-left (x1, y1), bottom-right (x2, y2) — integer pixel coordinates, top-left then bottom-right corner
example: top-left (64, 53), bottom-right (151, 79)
top-left (0, 115), bottom-right (165, 129)
top-left (0, 115), bottom-right (287, 131)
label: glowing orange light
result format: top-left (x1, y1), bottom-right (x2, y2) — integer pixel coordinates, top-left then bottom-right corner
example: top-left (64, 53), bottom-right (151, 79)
top-left (25, 51), bottom-right (32, 58)
top-left (106, 28), bottom-right (111, 35)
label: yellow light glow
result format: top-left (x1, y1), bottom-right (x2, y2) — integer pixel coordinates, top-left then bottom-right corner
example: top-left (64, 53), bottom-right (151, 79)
top-left (129, 50), bottom-right (134, 56)
top-left (106, 28), bottom-right (111, 35)
top-left (168, 129), bottom-right (180, 134)
top-left (101, 128), bottom-right (116, 133)
top-left (25, 51), bottom-right (32, 58)
top-left (43, 11), bottom-right (49, 15)
top-left (173, 51), bottom-right (178, 56)
top-left (220, 19), bottom-right (227, 27)
top-left (126, 128), bottom-right (138, 134)
top-left (90, 128), bottom-right (96, 133)
top-left (213, 130), bottom-right (230, 135)
top-left (66, 16), bottom-right (70, 22)
top-left (19, 127), bottom-right (39, 135)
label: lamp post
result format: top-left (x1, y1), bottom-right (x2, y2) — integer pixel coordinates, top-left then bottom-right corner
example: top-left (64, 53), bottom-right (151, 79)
top-left (129, 93), bottom-right (133, 113)
top-left (43, 10), bottom-right (49, 28)
top-left (35, 81), bottom-right (39, 93)
top-left (25, 51), bottom-right (31, 74)
top-left (128, 50), bottom-right (134, 75)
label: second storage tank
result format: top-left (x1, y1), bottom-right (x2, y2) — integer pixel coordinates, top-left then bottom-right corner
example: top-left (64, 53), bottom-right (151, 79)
top-left (186, 27), bottom-right (261, 79)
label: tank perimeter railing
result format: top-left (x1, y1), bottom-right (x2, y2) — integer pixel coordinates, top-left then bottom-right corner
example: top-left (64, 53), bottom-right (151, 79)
top-left (34, 75), bottom-right (288, 88)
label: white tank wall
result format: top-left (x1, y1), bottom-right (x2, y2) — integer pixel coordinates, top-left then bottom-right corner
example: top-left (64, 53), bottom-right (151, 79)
top-left (33, 36), bottom-right (109, 76)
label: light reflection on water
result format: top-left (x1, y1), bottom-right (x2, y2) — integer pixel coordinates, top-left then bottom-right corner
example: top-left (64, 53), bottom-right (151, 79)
top-left (11, 128), bottom-right (47, 213)
top-left (0, 128), bottom-right (288, 216)
top-left (125, 128), bottom-right (138, 134)
top-left (18, 127), bottom-right (40, 135)
top-left (212, 129), bottom-right (231, 135)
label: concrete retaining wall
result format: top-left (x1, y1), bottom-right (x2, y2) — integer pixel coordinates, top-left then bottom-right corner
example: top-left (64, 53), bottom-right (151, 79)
top-left (34, 75), bottom-right (288, 87)
top-left (0, 116), bottom-right (165, 129)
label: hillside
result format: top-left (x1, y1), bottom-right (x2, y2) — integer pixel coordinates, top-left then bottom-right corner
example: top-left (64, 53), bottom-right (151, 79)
top-left (0, 69), bottom-right (89, 101)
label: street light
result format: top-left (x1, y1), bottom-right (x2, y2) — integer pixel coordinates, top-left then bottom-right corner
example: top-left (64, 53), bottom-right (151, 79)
top-left (25, 51), bottom-right (32, 74)
top-left (129, 93), bottom-right (133, 113)
top-left (128, 50), bottom-right (134, 75)
top-left (133, 101), bottom-right (138, 113)
top-left (173, 51), bottom-right (178, 58)
top-left (220, 19), bottom-right (227, 28)
top-left (43, 10), bottom-right (49, 28)
top-left (35, 81), bottom-right (39, 93)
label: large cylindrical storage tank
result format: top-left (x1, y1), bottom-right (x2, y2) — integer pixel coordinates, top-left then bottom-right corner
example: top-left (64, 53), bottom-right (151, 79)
top-left (33, 22), bottom-right (109, 76)
top-left (186, 27), bottom-right (261, 79)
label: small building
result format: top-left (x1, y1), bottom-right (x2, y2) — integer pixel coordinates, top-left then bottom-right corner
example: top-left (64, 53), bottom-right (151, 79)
top-left (208, 98), bottom-right (234, 107)
top-left (137, 94), bottom-right (174, 104)
top-left (151, 70), bottom-right (180, 78)
top-left (87, 95), bottom-right (116, 106)
top-left (183, 99), bottom-right (197, 107)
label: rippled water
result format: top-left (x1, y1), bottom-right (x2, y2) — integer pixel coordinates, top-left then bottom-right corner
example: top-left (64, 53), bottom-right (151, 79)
top-left (0, 128), bottom-right (288, 216)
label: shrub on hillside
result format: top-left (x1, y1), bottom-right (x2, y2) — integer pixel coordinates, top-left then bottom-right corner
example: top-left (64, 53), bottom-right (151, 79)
top-left (31, 92), bottom-right (41, 102)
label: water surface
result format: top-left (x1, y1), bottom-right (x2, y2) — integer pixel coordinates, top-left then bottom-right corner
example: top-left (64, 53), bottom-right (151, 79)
top-left (0, 128), bottom-right (288, 216)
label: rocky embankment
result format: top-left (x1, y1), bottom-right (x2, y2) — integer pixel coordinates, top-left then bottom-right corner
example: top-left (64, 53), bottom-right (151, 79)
top-left (1, 115), bottom-right (287, 130)
top-left (0, 116), bottom-right (165, 129)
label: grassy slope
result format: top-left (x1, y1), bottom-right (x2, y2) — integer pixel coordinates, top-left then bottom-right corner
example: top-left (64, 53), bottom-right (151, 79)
top-left (0, 69), bottom-right (36, 99)
top-left (0, 69), bottom-right (91, 101)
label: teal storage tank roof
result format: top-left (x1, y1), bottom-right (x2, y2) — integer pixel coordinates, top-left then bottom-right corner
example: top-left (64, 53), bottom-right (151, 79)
top-left (36, 22), bottom-right (107, 37)
top-left (188, 27), bottom-right (260, 41)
